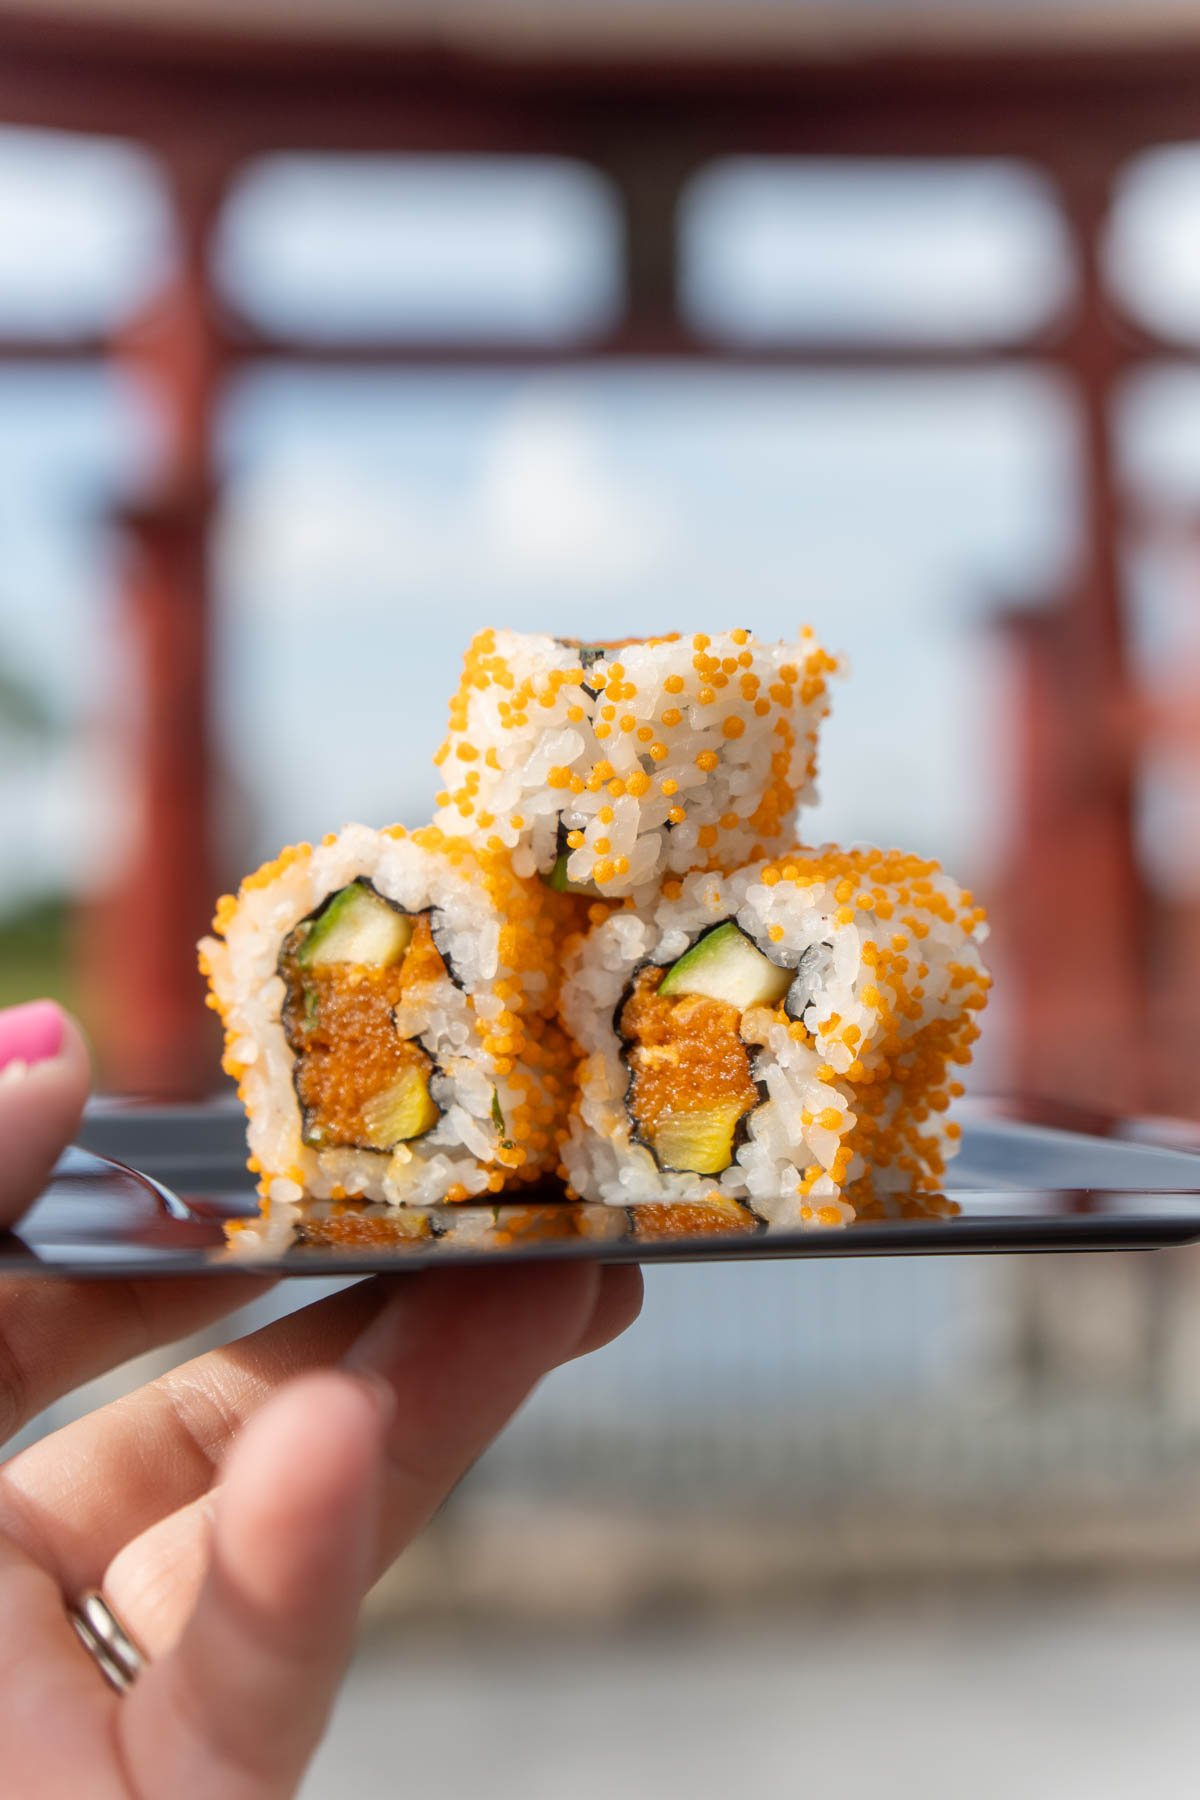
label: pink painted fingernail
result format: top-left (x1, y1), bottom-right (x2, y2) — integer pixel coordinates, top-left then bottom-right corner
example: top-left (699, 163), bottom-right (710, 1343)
top-left (0, 1000), bottom-right (65, 1073)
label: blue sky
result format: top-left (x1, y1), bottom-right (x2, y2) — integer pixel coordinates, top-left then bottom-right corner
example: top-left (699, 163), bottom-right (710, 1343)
top-left (214, 361), bottom-right (1075, 870)
top-left (2, 130), bottom-right (1200, 910)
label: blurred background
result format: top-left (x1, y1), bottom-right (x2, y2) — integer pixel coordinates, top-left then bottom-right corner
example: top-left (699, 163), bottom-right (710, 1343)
top-left (5, 2), bottom-right (1200, 1794)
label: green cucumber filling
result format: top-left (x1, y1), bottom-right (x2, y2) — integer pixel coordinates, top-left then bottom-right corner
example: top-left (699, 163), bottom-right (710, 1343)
top-left (280, 881), bottom-right (443, 1152)
top-left (658, 921), bottom-right (791, 1008)
top-left (543, 851), bottom-right (599, 896)
top-left (541, 818), bottom-right (600, 896)
top-left (618, 922), bottom-right (791, 1176)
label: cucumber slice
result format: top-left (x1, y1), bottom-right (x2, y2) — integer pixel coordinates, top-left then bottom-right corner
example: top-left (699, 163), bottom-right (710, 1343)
top-left (651, 1099), bottom-right (749, 1176)
top-left (658, 921), bottom-right (790, 1010)
top-left (298, 881), bottom-right (413, 969)
top-left (543, 853), bottom-right (597, 896)
top-left (361, 1066), bottom-right (439, 1148)
top-left (490, 1087), bottom-right (517, 1150)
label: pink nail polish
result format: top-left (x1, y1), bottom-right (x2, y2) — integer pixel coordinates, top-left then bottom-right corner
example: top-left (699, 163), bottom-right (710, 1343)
top-left (0, 1000), bottom-right (65, 1073)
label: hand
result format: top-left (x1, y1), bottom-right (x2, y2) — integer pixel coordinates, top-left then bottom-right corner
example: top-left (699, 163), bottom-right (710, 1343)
top-left (0, 1001), bottom-right (642, 1798)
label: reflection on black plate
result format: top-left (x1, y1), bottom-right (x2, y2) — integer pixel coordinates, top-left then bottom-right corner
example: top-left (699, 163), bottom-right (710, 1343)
top-left (5, 1097), bottom-right (1200, 1278)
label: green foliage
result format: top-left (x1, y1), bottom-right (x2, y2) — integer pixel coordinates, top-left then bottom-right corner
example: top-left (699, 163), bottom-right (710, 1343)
top-left (0, 895), bottom-right (76, 1013)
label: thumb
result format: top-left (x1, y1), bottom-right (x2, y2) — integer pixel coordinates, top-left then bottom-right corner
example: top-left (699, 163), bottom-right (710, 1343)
top-left (0, 1003), bottom-right (91, 1228)
top-left (117, 1370), bottom-right (392, 1800)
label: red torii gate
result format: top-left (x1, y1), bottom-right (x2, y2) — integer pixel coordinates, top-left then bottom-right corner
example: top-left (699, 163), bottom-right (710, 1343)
top-left (0, 9), bottom-right (1193, 1103)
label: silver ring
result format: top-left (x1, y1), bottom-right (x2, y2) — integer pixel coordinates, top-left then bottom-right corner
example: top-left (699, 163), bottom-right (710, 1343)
top-left (69, 1589), bottom-right (146, 1694)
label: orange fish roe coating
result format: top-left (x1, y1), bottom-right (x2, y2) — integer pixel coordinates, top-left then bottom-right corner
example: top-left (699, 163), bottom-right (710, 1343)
top-left (746, 846), bottom-right (989, 1207)
top-left (199, 823), bottom-right (580, 1215)
top-left (431, 628), bottom-right (840, 896)
top-left (558, 842), bottom-right (989, 1228)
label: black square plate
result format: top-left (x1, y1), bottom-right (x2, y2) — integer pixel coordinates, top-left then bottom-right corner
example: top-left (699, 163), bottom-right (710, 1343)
top-left (5, 1096), bottom-right (1200, 1277)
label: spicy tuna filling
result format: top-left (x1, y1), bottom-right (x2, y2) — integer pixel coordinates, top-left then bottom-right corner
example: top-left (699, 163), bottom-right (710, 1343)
top-left (280, 881), bottom-right (445, 1153)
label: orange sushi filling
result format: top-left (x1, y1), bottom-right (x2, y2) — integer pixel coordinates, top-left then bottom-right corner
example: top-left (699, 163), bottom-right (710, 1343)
top-left (618, 967), bottom-right (760, 1174)
top-left (281, 914), bottom-right (446, 1151)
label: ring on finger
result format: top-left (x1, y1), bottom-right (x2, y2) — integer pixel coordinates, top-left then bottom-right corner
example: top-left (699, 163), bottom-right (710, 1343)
top-left (69, 1588), bottom-right (146, 1694)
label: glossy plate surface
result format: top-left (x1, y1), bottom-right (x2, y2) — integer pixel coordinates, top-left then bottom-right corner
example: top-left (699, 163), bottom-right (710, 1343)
top-left (5, 1096), bottom-right (1200, 1278)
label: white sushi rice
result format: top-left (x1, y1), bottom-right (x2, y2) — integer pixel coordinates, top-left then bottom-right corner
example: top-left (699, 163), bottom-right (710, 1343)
top-left (201, 823), bottom-right (549, 1207)
top-left (559, 848), bottom-right (990, 1228)
top-left (433, 628), bottom-right (840, 899)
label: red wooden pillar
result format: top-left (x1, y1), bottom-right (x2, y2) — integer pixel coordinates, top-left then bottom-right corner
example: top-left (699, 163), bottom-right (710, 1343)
top-left (1058, 160), bottom-right (1149, 1104)
top-left (81, 151), bottom-right (231, 1095)
top-left (994, 160), bottom-right (1147, 1111)
top-left (995, 608), bottom-right (1140, 1107)
top-left (1130, 519), bottom-right (1200, 1117)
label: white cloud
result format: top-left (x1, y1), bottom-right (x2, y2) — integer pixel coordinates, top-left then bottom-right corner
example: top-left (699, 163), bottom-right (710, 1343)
top-left (218, 393), bottom-right (677, 616)
top-left (475, 397), bottom-right (674, 588)
top-left (217, 466), bottom-right (448, 613)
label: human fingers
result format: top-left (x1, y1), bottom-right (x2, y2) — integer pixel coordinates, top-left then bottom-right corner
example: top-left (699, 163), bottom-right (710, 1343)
top-left (0, 1278), bottom-right (393, 1585)
top-left (104, 1261), bottom-right (636, 1651)
top-left (566, 1262), bottom-right (643, 1360)
top-left (4, 1259), bottom-right (611, 1602)
top-left (117, 1370), bottom-right (391, 1800)
top-left (0, 1534), bottom-right (122, 1796)
top-left (341, 1261), bottom-right (600, 1560)
top-left (0, 1271), bottom-right (272, 1452)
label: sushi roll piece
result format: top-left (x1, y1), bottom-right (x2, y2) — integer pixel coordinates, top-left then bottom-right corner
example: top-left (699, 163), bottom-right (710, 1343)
top-left (200, 823), bottom-right (575, 1209)
top-left (559, 846), bottom-right (990, 1227)
top-left (432, 627), bottom-right (839, 898)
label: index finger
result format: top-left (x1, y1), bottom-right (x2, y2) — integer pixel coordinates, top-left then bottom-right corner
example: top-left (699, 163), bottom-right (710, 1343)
top-left (0, 1269), bottom-right (273, 1451)
top-left (2, 1260), bottom-right (623, 1602)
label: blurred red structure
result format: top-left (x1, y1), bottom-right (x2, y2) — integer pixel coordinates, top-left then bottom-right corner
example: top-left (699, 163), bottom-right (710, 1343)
top-left (0, 8), bottom-right (1196, 1102)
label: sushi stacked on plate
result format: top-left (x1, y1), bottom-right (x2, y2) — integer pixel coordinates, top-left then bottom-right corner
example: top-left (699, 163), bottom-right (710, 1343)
top-left (200, 628), bottom-right (989, 1231)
